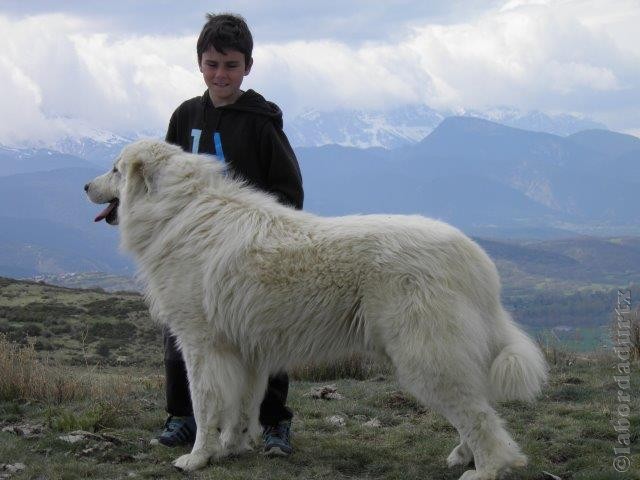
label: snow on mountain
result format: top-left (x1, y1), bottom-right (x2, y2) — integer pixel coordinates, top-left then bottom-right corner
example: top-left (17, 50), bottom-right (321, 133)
top-left (286, 105), bottom-right (608, 149)
top-left (48, 119), bottom-right (164, 167)
top-left (52, 136), bottom-right (130, 167)
top-left (0, 105), bottom-right (608, 156)
top-left (286, 105), bottom-right (444, 149)
top-left (0, 144), bottom-right (59, 159)
top-left (463, 107), bottom-right (607, 137)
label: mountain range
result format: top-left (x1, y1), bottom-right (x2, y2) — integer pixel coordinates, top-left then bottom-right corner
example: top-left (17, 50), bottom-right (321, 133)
top-left (0, 112), bottom-right (638, 278)
top-left (285, 105), bottom-right (607, 149)
top-left (7, 104), bottom-right (609, 161)
top-left (298, 117), bottom-right (640, 233)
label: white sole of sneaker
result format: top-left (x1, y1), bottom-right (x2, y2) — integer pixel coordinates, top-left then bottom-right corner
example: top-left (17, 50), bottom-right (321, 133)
top-left (262, 447), bottom-right (290, 457)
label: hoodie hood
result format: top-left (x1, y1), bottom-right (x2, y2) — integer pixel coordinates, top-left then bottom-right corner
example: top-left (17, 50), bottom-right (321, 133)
top-left (167, 88), bottom-right (303, 209)
top-left (201, 89), bottom-right (284, 128)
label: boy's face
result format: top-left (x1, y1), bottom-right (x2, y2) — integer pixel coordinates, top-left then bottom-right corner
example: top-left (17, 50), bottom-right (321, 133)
top-left (199, 47), bottom-right (252, 107)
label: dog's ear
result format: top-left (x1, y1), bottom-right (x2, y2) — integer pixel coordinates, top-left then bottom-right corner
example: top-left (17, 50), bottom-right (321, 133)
top-left (121, 139), bottom-right (173, 197)
top-left (123, 148), bottom-right (156, 196)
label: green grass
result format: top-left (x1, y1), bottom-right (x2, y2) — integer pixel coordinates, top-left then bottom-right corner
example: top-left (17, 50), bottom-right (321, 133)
top-left (1, 276), bottom-right (639, 479)
top-left (0, 360), bottom-right (639, 479)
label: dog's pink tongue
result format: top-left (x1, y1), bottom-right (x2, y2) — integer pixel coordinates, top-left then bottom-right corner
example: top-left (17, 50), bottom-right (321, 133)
top-left (94, 200), bottom-right (118, 222)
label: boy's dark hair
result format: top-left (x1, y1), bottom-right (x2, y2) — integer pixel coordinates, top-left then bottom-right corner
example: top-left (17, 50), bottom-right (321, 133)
top-left (197, 13), bottom-right (253, 67)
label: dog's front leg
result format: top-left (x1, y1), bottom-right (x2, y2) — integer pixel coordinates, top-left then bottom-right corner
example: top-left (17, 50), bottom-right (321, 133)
top-left (233, 366), bottom-right (269, 453)
top-left (246, 368), bottom-right (270, 446)
top-left (173, 344), bottom-right (248, 471)
top-left (172, 348), bottom-right (224, 471)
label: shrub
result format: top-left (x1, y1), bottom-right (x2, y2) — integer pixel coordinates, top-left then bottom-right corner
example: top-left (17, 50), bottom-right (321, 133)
top-left (87, 321), bottom-right (136, 341)
top-left (0, 302), bottom-right (84, 323)
top-left (22, 323), bottom-right (42, 336)
top-left (96, 341), bottom-right (111, 358)
top-left (47, 400), bottom-right (130, 432)
top-left (84, 298), bottom-right (147, 319)
top-left (0, 333), bottom-right (87, 402)
top-left (0, 334), bottom-right (137, 407)
top-left (34, 338), bottom-right (54, 351)
top-left (51, 323), bottom-right (72, 334)
top-left (537, 331), bottom-right (577, 366)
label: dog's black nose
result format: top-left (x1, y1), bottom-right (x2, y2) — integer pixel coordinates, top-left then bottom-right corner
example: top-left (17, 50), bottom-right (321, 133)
top-left (84, 183), bottom-right (89, 192)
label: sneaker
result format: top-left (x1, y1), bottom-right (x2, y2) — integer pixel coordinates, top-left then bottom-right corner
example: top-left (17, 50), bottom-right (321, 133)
top-left (262, 420), bottom-right (292, 456)
top-left (158, 415), bottom-right (196, 447)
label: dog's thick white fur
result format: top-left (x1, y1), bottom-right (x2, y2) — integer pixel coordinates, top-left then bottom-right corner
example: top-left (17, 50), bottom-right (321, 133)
top-left (86, 139), bottom-right (547, 480)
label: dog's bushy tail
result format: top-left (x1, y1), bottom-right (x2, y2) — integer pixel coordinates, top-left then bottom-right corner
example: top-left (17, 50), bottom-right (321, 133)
top-left (489, 310), bottom-right (547, 402)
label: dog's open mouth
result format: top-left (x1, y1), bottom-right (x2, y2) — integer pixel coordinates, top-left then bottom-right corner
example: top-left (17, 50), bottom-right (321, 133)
top-left (94, 198), bottom-right (119, 225)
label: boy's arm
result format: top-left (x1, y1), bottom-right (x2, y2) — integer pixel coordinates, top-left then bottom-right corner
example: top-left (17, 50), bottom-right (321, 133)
top-left (165, 110), bottom-right (178, 144)
top-left (260, 121), bottom-right (304, 210)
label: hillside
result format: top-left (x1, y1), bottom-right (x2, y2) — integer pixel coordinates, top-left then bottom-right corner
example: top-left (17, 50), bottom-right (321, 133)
top-left (475, 236), bottom-right (640, 295)
top-left (0, 277), bottom-right (637, 479)
top-left (18, 234), bottom-right (640, 302)
top-left (0, 275), bottom-right (636, 361)
top-left (0, 277), bottom-right (159, 366)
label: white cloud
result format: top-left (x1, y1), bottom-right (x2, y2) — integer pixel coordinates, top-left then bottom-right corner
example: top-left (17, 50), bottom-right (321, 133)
top-left (0, 55), bottom-right (52, 144)
top-left (403, 1), bottom-right (635, 110)
top-left (67, 32), bottom-right (201, 130)
top-left (250, 40), bottom-right (427, 114)
top-left (0, 13), bottom-right (202, 145)
top-left (0, 1), bottom-right (639, 146)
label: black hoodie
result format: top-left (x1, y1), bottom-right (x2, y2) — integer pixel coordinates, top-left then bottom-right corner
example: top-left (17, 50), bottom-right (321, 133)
top-left (165, 89), bottom-right (303, 209)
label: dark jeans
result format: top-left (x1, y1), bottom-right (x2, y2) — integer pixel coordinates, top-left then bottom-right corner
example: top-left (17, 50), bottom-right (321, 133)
top-left (163, 327), bottom-right (293, 427)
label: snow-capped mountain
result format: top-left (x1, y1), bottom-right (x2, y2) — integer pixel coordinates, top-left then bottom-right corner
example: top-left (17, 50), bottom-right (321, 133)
top-left (286, 105), bottom-right (608, 149)
top-left (0, 104), bottom-right (607, 155)
top-left (52, 134), bottom-right (132, 168)
top-left (285, 105), bottom-right (444, 149)
top-left (50, 124), bottom-right (163, 168)
top-left (7, 118), bottom-right (164, 168)
top-left (0, 136), bottom-right (133, 176)
top-left (463, 107), bottom-right (607, 137)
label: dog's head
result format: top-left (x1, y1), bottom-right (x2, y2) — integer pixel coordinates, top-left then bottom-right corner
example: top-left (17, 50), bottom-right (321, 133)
top-left (84, 139), bottom-right (183, 225)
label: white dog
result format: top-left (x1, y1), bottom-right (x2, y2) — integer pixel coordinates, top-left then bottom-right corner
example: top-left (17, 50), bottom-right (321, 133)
top-left (85, 139), bottom-right (547, 480)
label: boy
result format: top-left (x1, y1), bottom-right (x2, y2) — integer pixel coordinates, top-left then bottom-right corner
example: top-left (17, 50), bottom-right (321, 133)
top-left (159, 13), bottom-right (303, 456)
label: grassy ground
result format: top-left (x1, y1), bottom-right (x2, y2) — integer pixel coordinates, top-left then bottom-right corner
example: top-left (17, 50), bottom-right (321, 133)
top-left (0, 351), bottom-right (638, 480)
top-left (1, 277), bottom-right (639, 479)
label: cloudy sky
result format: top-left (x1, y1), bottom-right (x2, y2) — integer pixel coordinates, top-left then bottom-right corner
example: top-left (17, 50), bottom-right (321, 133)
top-left (0, 0), bottom-right (638, 146)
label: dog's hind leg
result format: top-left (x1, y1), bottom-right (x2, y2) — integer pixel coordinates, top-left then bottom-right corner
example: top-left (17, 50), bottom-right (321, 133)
top-left (381, 302), bottom-right (526, 480)
top-left (393, 355), bottom-right (526, 480)
top-left (173, 343), bottom-right (248, 471)
top-left (447, 437), bottom-right (473, 468)
top-left (443, 402), bottom-right (526, 480)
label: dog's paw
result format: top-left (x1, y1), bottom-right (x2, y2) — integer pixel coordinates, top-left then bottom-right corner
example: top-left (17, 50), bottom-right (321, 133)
top-left (173, 451), bottom-right (210, 471)
top-left (447, 442), bottom-right (473, 468)
top-left (509, 452), bottom-right (528, 468)
top-left (458, 470), bottom-right (487, 480)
